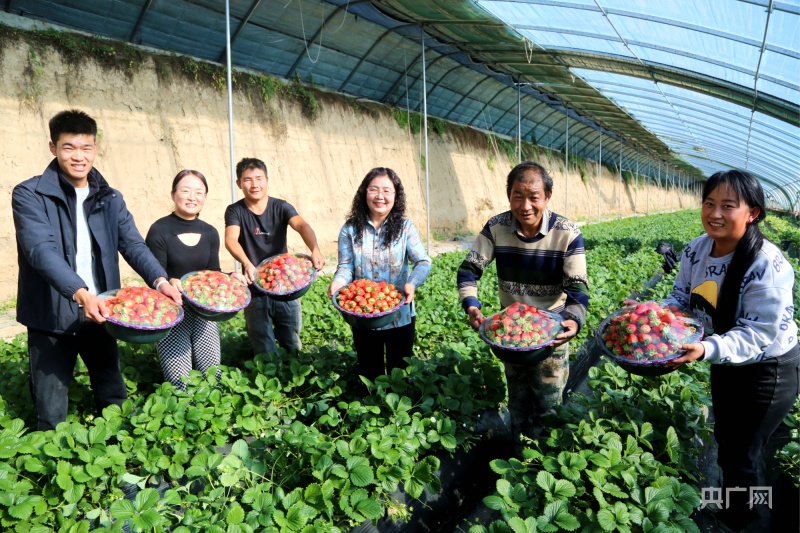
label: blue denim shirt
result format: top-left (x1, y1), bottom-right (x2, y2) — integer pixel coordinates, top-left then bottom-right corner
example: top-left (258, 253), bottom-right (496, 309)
top-left (333, 217), bottom-right (432, 330)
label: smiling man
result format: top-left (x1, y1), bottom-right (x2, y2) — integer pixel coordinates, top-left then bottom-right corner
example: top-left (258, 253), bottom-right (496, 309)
top-left (457, 161), bottom-right (590, 442)
top-left (224, 157), bottom-right (325, 358)
top-left (12, 109), bottom-right (181, 430)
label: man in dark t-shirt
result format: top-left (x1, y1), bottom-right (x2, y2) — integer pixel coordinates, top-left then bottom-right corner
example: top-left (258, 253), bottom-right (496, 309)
top-left (224, 157), bottom-right (325, 357)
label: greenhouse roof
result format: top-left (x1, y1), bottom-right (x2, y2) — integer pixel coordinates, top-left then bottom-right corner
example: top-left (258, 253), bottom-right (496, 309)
top-left (7, 0), bottom-right (799, 209)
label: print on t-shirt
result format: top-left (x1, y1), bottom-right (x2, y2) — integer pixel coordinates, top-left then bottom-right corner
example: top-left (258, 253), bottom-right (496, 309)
top-left (690, 280), bottom-right (718, 336)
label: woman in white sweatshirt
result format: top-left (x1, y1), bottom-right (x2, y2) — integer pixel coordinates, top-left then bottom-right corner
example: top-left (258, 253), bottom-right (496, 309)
top-left (666, 169), bottom-right (798, 532)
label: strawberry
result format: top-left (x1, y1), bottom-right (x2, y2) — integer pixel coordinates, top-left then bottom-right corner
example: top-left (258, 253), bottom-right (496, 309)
top-left (482, 303), bottom-right (561, 350)
top-left (601, 301), bottom-right (699, 362)
top-left (336, 280), bottom-right (403, 315)
top-left (256, 254), bottom-right (315, 295)
top-left (105, 286), bottom-right (180, 328)
top-left (182, 270), bottom-right (250, 311)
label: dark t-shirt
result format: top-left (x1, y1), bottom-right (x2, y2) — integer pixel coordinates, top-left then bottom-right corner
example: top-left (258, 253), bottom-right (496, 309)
top-left (145, 213), bottom-right (221, 279)
top-left (224, 196), bottom-right (298, 265)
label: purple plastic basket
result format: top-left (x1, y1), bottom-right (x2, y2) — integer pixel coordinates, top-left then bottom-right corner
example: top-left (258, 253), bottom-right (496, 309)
top-left (180, 271), bottom-right (251, 322)
top-left (332, 285), bottom-right (405, 329)
top-left (478, 306), bottom-right (563, 364)
top-left (595, 301), bottom-right (704, 377)
top-left (253, 253), bottom-right (317, 301)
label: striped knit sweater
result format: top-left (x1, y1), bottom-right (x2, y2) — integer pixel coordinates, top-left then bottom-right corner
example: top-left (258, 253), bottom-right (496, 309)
top-left (457, 210), bottom-right (590, 327)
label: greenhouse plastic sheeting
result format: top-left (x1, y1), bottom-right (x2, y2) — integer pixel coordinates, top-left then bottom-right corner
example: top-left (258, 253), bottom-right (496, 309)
top-left (5, 0), bottom-right (798, 209)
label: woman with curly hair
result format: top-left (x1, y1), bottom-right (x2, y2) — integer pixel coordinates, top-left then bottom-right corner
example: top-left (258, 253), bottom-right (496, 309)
top-left (328, 167), bottom-right (431, 382)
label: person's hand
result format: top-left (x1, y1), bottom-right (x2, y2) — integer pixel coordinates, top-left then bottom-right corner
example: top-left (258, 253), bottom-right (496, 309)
top-left (552, 319), bottom-right (579, 347)
top-left (328, 280), bottom-right (344, 298)
top-left (74, 288), bottom-right (109, 324)
top-left (169, 278), bottom-right (182, 292)
top-left (403, 283), bottom-right (415, 304)
top-left (230, 272), bottom-right (247, 286)
top-left (158, 280), bottom-right (182, 306)
top-left (666, 342), bottom-right (705, 369)
top-left (623, 298), bottom-right (638, 306)
top-left (467, 306), bottom-right (484, 331)
top-left (243, 263), bottom-right (257, 285)
top-left (311, 248), bottom-right (325, 270)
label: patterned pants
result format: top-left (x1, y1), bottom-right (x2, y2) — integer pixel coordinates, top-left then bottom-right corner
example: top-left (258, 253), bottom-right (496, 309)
top-left (156, 311), bottom-right (220, 390)
top-left (504, 343), bottom-right (569, 441)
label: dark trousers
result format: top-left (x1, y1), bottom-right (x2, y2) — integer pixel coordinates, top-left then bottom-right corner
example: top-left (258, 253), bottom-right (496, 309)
top-left (711, 344), bottom-right (800, 530)
top-left (352, 318), bottom-right (416, 382)
top-left (243, 296), bottom-right (302, 357)
top-left (28, 323), bottom-right (127, 431)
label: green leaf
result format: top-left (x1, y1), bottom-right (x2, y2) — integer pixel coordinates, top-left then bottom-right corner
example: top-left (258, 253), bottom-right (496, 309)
top-left (665, 426), bottom-right (679, 463)
top-left (483, 495), bottom-right (510, 511)
top-left (508, 516), bottom-right (535, 533)
top-left (109, 500), bottom-right (136, 520)
top-left (9, 501), bottom-right (33, 520)
top-left (132, 509), bottom-right (162, 530)
top-left (355, 498), bottom-right (382, 521)
top-left (64, 484), bottom-right (84, 503)
top-left (535, 471), bottom-right (555, 493)
top-left (227, 504), bottom-right (245, 525)
top-left (135, 488), bottom-right (160, 511)
top-left (553, 479), bottom-right (576, 499)
top-left (347, 457), bottom-right (374, 487)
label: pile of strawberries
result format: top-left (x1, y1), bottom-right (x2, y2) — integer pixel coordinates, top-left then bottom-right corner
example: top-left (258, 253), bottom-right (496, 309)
top-left (256, 254), bottom-right (315, 294)
top-left (482, 302), bottom-right (561, 349)
top-left (336, 280), bottom-right (403, 315)
top-left (600, 301), bottom-right (701, 361)
top-left (105, 286), bottom-right (180, 328)
top-left (182, 270), bottom-right (249, 311)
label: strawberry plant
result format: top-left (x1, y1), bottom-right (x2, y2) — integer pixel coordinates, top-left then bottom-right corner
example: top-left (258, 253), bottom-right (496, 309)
top-left (256, 253), bottom-right (315, 295)
top-left (182, 270), bottom-right (250, 311)
top-left (104, 286), bottom-right (181, 328)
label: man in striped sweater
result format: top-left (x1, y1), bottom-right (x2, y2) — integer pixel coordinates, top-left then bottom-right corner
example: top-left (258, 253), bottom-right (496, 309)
top-left (457, 161), bottom-right (590, 441)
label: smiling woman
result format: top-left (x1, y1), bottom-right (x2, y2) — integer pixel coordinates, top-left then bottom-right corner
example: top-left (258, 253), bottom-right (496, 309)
top-left (145, 169), bottom-right (246, 390)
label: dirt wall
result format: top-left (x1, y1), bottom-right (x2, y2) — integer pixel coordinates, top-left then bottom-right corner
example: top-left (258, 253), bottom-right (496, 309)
top-left (0, 22), bottom-right (697, 302)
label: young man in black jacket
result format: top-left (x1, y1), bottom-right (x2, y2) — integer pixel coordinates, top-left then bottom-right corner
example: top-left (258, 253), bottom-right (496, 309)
top-left (12, 109), bottom-right (182, 430)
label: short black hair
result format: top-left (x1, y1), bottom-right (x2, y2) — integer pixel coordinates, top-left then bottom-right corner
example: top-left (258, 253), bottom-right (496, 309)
top-left (49, 109), bottom-right (97, 144)
top-left (235, 157), bottom-right (267, 180)
top-left (506, 161), bottom-right (553, 198)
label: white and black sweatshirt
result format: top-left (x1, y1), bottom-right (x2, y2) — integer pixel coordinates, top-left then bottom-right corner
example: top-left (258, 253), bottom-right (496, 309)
top-left (665, 233), bottom-right (797, 365)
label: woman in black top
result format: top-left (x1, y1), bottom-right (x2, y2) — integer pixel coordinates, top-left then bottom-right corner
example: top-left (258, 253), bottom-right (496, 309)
top-left (146, 170), bottom-right (245, 389)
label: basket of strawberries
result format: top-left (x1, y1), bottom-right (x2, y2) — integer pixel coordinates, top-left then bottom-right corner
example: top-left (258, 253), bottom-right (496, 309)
top-left (180, 270), bottom-right (251, 322)
top-left (478, 302), bottom-right (564, 364)
top-left (99, 286), bottom-right (183, 344)
top-left (595, 300), bottom-right (704, 376)
top-left (254, 253), bottom-right (317, 301)
top-left (332, 279), bottom-right (405, 329)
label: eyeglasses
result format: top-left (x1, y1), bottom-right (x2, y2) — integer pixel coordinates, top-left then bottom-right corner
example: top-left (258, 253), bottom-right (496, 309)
top-left (367, 187), bottom-right (395, 197)
top-left (176, 188), bottom-right (207, 199)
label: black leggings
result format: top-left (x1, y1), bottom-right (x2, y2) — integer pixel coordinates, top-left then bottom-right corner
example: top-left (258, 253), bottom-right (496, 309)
top-left (711, 343), bottom-right (800, 529)
top-left (352, 318), bottom-right (416, 382)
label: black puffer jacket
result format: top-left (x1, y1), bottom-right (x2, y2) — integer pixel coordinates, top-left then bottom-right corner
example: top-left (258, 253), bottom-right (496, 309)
top-left (12, 159), bottom-right (167, 335)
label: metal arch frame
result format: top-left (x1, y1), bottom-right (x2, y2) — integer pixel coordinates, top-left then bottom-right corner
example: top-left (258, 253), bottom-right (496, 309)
top-left (338, 23), bottom-right (418, 92)
top-left (128, 0), bottom-right (155, 42)
top-left (467, 84), bottom-right (517, 128)
top-left (629, 110), bottom-right (798, 171)
top-left (504, 51), bottom-right (799, 125)
top-left (491, 0), bottom-right (798, 57)
top-left (381, 50), bottom-right (467, 105)
top-left (385, 50), bottom-right (470, 106)
top-left (512, 25), bottom-right (799, 90)
top-left (216, 0), bottom-right (263, 62)
top-left (286, 0), bottom-right (372, 79)
top-left (416, 64), bottom-right (470, 112)
top-left (522, 100), bottom-right (564, 141)
top-left (443, 75), bottom-right (496, 120)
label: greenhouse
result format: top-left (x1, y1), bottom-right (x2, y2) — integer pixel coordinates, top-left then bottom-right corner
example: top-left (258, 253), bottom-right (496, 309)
top-left (0, 0), bottom-right (798, 532)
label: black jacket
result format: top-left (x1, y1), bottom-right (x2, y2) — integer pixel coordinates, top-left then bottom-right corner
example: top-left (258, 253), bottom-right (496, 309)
top-left (12, 159), bottom-right (167, 335)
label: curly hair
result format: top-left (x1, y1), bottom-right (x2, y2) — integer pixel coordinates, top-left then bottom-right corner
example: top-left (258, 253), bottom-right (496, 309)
top-left (345, 167), bottom-right (407, 248)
